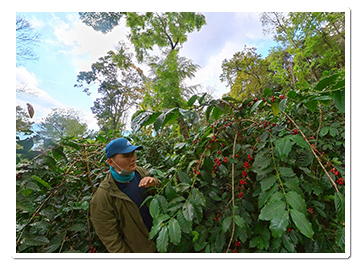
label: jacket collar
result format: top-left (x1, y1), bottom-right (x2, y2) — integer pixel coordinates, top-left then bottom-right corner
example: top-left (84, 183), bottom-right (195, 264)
top-left (99, 172), bottom-right (133, 201)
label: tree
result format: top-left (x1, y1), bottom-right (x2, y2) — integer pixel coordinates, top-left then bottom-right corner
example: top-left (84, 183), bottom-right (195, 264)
top-left (16, 15), bottom-right (41, 66)
top-left (79, 12), bottom-right (126, 34)
top-left (38, 108), bottom-right (88, 140)
top-left (260, 12), bottom-right (345, 87)
top-left (220, 46), bottom-right (270, 100)
top-left (75, 50), bottom-right (144, 134)
top-left (125, 12), bottom-right (206, 62)
top-left (126, 12), bottom-right (205, 140)
top-left (147, 49), bottom-right (200, 110)
top-left (79, 12), bottom-right (206, 140)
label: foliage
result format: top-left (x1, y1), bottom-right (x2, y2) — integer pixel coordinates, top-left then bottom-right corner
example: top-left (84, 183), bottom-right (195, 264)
top-left (38, 108), bottom-right (88, 140)
top-left (126, 12), bottom-right (206, 62)
top-left (220, 46), bottom-right (270, 100)
top-left (79, 12), bottom-right (126, 34)
top-left (16, 11), bottom-right (346, 254)
top-left (75, 50), bottom-right (144, 133)
top-left (261, 12), bottom-right (345, 89)
top-left (16, 69), bottom-right (345, 253)
top-left (130, 69), bottom-right (345, 253)
top-left (16, 134), bottom-right (108, 253)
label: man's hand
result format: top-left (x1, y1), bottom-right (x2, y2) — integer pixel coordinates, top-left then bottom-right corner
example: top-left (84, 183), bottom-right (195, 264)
top-left (139, 177), bottom-right (158, 188)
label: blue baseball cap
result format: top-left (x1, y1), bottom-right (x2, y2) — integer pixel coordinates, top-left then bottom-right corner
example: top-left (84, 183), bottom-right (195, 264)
top-left (105, 138), bottom-right (142, 158)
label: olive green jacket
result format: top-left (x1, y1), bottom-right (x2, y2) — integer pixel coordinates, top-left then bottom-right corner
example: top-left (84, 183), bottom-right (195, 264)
top-left (90, 166), bottom-right (156, 253)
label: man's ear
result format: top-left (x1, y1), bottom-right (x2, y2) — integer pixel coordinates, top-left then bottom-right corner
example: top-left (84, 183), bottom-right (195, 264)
top-left (106, 158), bottom-right (114, 167)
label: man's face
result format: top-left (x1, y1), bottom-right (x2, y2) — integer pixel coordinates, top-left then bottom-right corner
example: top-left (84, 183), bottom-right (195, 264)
top-left (108, 151), bottom-right (137, 172)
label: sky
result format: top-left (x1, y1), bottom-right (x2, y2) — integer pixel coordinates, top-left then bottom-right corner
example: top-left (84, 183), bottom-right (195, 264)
top-left (15, 11), bottom-right (277, 131)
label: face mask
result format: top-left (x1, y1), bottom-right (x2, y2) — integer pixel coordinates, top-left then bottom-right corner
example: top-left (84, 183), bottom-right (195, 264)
top-left (111, 158), bottom-right (135, 176)
top-left (110, 166), bottom-right (135, 183)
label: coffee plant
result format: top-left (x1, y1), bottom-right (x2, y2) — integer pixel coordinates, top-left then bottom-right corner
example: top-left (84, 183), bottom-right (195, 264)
top-left (16, 70), bottom-right (345, 253)
top-left (134, 69), bottom-right (346, 253)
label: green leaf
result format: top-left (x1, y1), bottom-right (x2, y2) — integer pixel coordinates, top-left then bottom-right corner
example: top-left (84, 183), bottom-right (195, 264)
top-left (221, 216), bottom-right (232, 233)
top-left (177, 170), bottom-right (191, 184)
top-left (131, 110), bottom-right (158, 132)
top-left (190, 188), bottom-right (206, 207)
top-left (251, 99), bottom-right (263, 112)
top-left (177, 212), bottom-right (192, 234)
top-left (212, 106), bottom-right (222, 120)
top-left (252, 155), bottom-right (272, 170)
top-left (249, 236), bottom-right (264, 250)
top-left (31, 175), bottom-right (51, 189)
top-left (22, 236), bottom-right (50, 247)
top-left (319, 127), bottom-right (329, 137)
top-left (165, 183), bottom-right (178, 200)
top-left (334, 192), bottom-right (345, 213)
top-left (149, 198), bottom-right (160, 219)
top-left (304, 100), bottom-right (318, 113)
top-left (174, 142), bottom-right (186, 150)
top-left (198, 93), bottom-right (208, 105)
top-left (279, 167), bottom-right (296, 178)
top-left (274, 136), bottom-right (293, 158)
top-left (234, 215), bottom-right (246, 229)
top-left (154, 113), bottom-right (166, 132)
top-left (52, 147), bottom-right (67, 161)
top-left (187, 95), bottom-right (199, 107)
top-left (149, 221), bottom-right (163, 240)
top-left (289, 135), bottom-right (310, 149)
top-left (62, 140), bottom-right (81, 150)
top-left (156, 226), bottom-right (169, 253)
top-left (209, 190), bottom-right (222, 201)
top-left (68, 223), bottom-right (87, 232)
top-left (258, 184), bottom-right (279, 209)
top-left (182, 202), bottom-right (195, 221)
top-left (261, 175), bottom-right (277, 192)
top-left (286, 191), bottom-right (307, 214)
top-left (281, 234), bottom-right (295, 252)
top-left (80, 201), bottom-right (89, 211)
top-left (270, 211), bottom-right (289, 238)
top-left (162, 108), bottom-right (180, 129)
top-left (259, 200), bottom-right (286, 221)
top-left (205, 105), bottom-right (213, 121)
top-left (329, 127), bottom-right (339, 137)
top-left (279, 99), bottom-right (287, 112)
top-left (194, 226), bottom-right (208, 251)
top-left (271, 101), bottom-right (280, 116)
top-left (167, 218), bottom-right (181, 245)
top-left (287, 90), bottom-right (297, 99)
top-left (314, 73), bottom-right (339, 91)
top-left (176, 183), bottom-right (191, 192)
top-left (290, 209), bottom-right (314, 239)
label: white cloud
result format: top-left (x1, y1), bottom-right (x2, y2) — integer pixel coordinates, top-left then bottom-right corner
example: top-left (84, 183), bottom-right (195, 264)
top-left (51, 14), bottom-right (129, 72)
top-left (16, 66), bottom-right (100, 130)
top-left (16, 67), bottom-right (66, 121)
top-left (189, 40), bottom-right (241, 98)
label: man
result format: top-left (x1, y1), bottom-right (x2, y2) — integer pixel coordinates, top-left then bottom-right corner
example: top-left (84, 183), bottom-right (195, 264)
top-left (90, 138), bottom-right (160, 253)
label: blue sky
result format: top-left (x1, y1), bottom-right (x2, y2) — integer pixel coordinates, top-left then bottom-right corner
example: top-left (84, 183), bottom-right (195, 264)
top-left (15, 11), bottom-right (278, 131)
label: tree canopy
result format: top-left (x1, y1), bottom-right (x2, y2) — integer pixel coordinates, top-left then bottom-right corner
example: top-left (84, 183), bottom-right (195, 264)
top-left (38, 108), bottom-right (88, 140)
